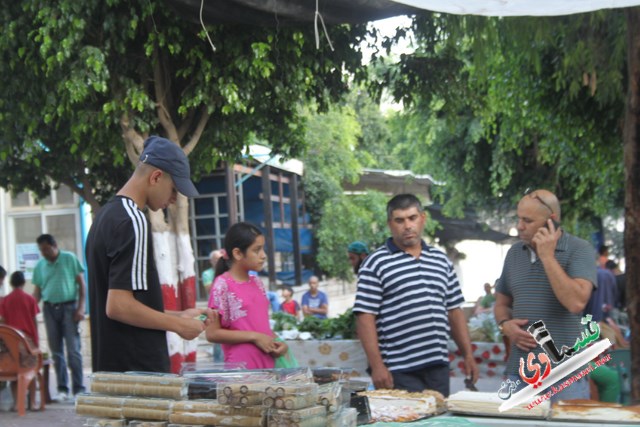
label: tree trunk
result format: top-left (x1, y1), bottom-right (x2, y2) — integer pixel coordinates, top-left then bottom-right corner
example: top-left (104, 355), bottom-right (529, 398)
top-left (149, 193), bottom-right (198, 374)
top-left (623, 6), bottom-right (640, 404)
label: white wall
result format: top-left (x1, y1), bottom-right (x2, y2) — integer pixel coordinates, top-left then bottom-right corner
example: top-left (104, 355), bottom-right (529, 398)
top-left (454, 240), bottom-right (511, 302)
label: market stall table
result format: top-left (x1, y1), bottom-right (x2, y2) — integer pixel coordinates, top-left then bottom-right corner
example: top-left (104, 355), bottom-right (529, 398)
top-left (370, 413), bottom-right (640, 427)
top-left (448, 341), bottom-right (506, 378)
top-left (285, 339), bottom-right (369, 377)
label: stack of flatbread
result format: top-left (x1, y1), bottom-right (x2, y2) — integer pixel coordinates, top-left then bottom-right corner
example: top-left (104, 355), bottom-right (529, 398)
top-left (551, 400), bottom-right (640, 422)
top-left (357, 389), bottom-right (445, 422)
top-left (447, 391), bottom-right (550, 418)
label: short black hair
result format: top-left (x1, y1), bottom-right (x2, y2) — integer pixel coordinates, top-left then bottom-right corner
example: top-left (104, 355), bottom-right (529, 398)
top-left (386, 194), bottom-right (423, 220)
top-left (282, 286), bottom-right (294, 295)
top-left (9, 271), bottom-right (26, 288)
top-left (0, 265), bottom-right (6, 279)
top-left (598, 244), bottom-right (609, 256)
top-left (37, 234), bottom-right (57, 246)
top-left (605, 260), bottom-right (618, 270)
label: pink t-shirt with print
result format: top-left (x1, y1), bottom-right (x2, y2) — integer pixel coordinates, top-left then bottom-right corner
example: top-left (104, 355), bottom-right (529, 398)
top-left (208, 272), bottom-right (275, 369)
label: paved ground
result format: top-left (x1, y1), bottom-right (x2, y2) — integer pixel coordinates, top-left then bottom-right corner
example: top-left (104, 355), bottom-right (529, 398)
top-left (0, 375), bottom-right (85, 427)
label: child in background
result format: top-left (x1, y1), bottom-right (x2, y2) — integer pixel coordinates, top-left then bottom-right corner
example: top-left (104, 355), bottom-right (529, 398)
top-left (205, 222), bottom-right (288, 369)
top-left (0, 271), bottom-right (40, 346)
top-left (0, 271), bottom-right (41, 411)
top-left (280, 286), bottom-right (300, 319)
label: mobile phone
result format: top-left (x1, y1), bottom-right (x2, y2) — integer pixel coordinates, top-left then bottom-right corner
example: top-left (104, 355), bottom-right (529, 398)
top-left (545, 218), bottom-right (561, 230)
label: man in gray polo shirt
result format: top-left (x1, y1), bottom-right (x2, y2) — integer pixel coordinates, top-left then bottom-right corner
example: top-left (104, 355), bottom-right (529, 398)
top-left (494, 189), bottom-right (597, 401)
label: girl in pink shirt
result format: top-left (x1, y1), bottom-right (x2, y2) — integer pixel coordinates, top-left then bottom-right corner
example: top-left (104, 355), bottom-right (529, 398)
top-left (205, 222), bottom-right (288, 369)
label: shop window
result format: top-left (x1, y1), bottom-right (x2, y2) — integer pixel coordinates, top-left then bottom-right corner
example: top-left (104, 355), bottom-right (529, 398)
top-left (14, 217), bottom-right (43, 244)
top-left (46, 214), bottom-right (78, 254)
top-left (56, 185), bottom-right (74, 204)
top-left (11, 192), bottom-right (29, 207)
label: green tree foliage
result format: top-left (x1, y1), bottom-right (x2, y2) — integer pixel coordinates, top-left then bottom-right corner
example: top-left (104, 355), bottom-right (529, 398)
top-left (316, 191), bottom-right (389, 280)
top-left (376, 12), bottom-right (625, 227)
top-left (300, 100), bottom-right (391, 280)
top-left (300, 103), bottom-right (363, 226)
top-left (345, 88), bottom-right (400, 169)
top-left (0, 0), bottom-right (369, 211)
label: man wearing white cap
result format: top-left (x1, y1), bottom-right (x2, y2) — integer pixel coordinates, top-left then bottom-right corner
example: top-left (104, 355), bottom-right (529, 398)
top-left (86, 136), bottom-right (213, 372)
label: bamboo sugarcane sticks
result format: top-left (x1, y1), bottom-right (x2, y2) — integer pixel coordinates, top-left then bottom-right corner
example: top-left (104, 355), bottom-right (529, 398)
top-left (90, 382), bottom-right (187, 399)
top-left (91, 372), bottom-right (186, 386)
top-left (75, 404), bottom-right (124, 419)
top-left (168, 412), bottom-right (263, 426)
top-left (172, 400), bottom-right (265, 417)
top-left (267, 406), bottom-right (326, 423)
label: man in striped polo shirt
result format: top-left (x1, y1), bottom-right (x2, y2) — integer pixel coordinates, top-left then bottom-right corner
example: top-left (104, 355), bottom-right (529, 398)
top-left (354, 194), bottom-right (478, 396)
top-left (494, 189), bottom-right (597, 401)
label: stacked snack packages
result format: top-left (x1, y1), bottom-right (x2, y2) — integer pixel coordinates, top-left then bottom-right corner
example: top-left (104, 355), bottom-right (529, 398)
top-left (170, 400), bottom-right (265, 426)
top-left (77, 372), bottom-right (187, 426)
top-left (76, 368), bottom-right (356, 427)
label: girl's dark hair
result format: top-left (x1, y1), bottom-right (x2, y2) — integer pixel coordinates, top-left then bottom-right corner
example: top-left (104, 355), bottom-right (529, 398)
top-left (215, 222), bottom-right (263, 277)
top-left (10, 271), bottom-right (26, 288)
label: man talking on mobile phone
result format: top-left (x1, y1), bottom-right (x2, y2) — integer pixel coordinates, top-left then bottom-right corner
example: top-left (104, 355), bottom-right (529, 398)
top-left (494, 189), bottom-right (597, 401)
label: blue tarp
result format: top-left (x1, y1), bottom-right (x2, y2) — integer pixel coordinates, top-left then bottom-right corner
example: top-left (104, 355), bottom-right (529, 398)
top-left (274, 228), bottom-right (312, 254)
top-left (276, 269), bottom-right (315, 286)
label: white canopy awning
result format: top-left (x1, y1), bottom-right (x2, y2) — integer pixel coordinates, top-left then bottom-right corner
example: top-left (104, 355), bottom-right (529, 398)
top-left (391, 0), bottom-right (640, 16)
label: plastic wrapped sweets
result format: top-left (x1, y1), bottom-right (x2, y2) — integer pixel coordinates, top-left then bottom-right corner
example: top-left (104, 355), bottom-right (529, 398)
top-left (76, 394), bottom-right (126, 419)
top-left (90, 372), bottom-right (188, 400)
top-left (186, 371), bottom-right (276, 400)
top-left (317, 382), bottom-right (344, 413)
top-left (122, 397), bottom-right (174, 421)
top-left (266, 405), bottom-right (327, 427)
top-left (216, 381), bottom-right (272, 407)
top-left (263, 382), bottom-right (319, 410)
top-left (327, 407), bottom-right (358, 427)
top-left (171, 399), bottom-right (265, 426)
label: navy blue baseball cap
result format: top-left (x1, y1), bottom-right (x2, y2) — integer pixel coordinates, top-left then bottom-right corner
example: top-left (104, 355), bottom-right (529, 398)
top-left (139, 136), bottom-right (199, 197)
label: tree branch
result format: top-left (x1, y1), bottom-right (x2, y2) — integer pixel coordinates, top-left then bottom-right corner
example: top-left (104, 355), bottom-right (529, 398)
top-left (177, 108), bottom-right (196, 142)
top-left (183, 107), bottom-right (211, 156)
top-left (79, 174), bottom-right (102, 215)
top-left (152, 36), bottom-right (178, 142)
top-left (120, 114), bottom-right (145, 166)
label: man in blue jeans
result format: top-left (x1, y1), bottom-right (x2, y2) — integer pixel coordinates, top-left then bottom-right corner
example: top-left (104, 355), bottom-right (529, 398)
top-left (32, 234), bottom-right (86, 400)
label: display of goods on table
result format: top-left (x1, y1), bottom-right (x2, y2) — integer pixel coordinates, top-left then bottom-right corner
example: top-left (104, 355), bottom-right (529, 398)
top-left (550, 399), bottom-right (640, 423)
top-left (448, 341), bottom-right (506, 379)
top-left (77, 369), bottom-right (358, 427)
top-left (357, 389), bottom-right (446, 423)
top-left (446, 390), bottom-right (550, 419)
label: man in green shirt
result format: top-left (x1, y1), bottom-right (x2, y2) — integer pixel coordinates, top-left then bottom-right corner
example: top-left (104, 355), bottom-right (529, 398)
top-left (32, 234), bottom-right (86, 400)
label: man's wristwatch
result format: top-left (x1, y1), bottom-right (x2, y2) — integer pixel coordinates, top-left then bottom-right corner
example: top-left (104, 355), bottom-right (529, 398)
top-left (497, 319), bottom-right (509, 334)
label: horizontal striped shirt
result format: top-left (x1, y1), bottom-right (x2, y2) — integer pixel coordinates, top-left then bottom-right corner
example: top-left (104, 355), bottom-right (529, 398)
top-left (353, 238), bottom-right (464, 372)
top-left (496, 231), bottom-right (597, 375)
